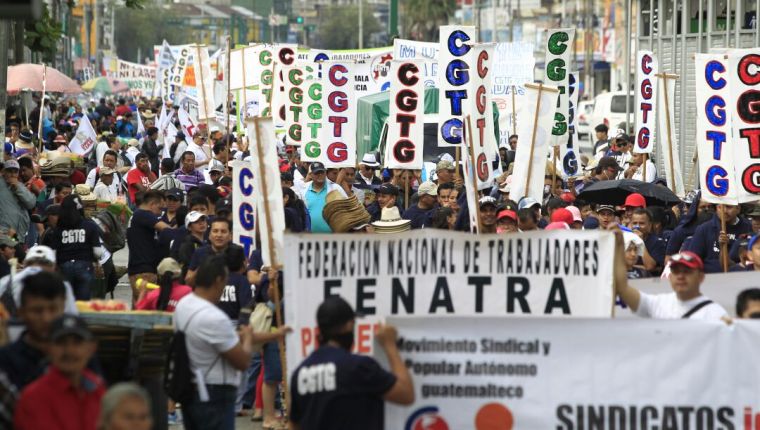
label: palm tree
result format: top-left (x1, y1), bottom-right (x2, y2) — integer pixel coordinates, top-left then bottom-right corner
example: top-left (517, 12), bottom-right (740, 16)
top-left (403, 0), bottom-right (457, 41)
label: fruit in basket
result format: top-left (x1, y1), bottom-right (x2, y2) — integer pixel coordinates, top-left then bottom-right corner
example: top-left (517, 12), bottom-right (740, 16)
top-left (83, 299), bottom-right (128, 312)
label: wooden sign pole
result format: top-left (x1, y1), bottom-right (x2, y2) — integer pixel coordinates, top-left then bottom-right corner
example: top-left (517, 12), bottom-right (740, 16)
top-left (524, 83), bottom-right (545, 198)
top-left (657, 72), bottom-right (679, 194)
top-left (466, 115), bottom-right (483, 234)
top-left (195, 44), bottom-right (213, 159)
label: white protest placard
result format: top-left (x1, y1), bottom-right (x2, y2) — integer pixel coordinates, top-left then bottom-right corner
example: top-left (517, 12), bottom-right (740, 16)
top-left (193, 46), bottom-right (216, 121)
top-left (393, 39), bottom-right (439, 88)
top-left (230, 160), bottom-right (256, 259)
top-left (728, 49), bottom-right (760, 203)
top-left (558, 71), bottom-right (581, 178)
top-left (544, 29), bottom-right (575, 147)
top-left (695, 53), bottom-right (738, 204)
top-left (255, 44), bottom-right (297, 118)
top-left (284, 229), bottom-right (615, 367)
top-left (282, 64), bottom-right (312, 146)
top-left (300, 74), bottom-right (323, 163)
top-left (170, 45), bottom-right (193, 90)
top-left (510, 83), bottom-right (559, 203)
top-left (382, 316), bottom-right (760, 429)
top-left (299, 47), bottom-right (394, 94)
top-left (464, 44), bottom-right (495, 189)
top-left (658, 74), bottom-right (685, 197)
top-left (319, 61), bottom-right (357, 168)
top-left (155, 40), bottom-right (175, 101)
top-left (493, 41), bottom-right (535, 146)
top-left (634, 51), bottom-right (658, 154)
top-left (438, 25), bottom-right (477, 147)
top-left (115, 60), bottom-right (156, 97)
top-left (177, 107), bottom-right (197, 146)
top-left (271, 65), bottom-right (289, 128)
top-left (385, 60), bottom-right (425, 170)
top-left (248, 117), bottom-right (285, 266)
top-left (68, 115), bottom-right (98, 156)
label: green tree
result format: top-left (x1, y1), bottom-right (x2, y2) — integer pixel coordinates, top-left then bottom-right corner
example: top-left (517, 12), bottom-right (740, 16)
top-left (403, 0), bottom-right (456, 41)
top-left (114, 6), bottom-right (184, 62)
top-left (24, 4), bottom-right (63, 63)
top-left (316, 2), bottom-right (381, 49)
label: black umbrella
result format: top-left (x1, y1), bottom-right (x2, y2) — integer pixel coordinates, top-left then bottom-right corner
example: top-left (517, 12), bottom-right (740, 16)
top-left (577, 179), bottom-right (682, 207)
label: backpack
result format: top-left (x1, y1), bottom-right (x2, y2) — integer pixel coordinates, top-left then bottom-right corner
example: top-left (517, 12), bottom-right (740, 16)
top-left (164, 310), bottom-right (203, 403)
top-left (94, 209), bottom-right (126, 253)
top-left (248, 302), bottom-right (273, 354)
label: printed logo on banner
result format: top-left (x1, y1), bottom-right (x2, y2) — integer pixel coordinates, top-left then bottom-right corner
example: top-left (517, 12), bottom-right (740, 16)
top-left (405, 406), bottom-right (449, 430)
top-left (258, 44), bottom-right (297, 118)
top-left (385, 60), bottom-right (425, 170)
top-left (439, 25), bottom-right (477, 147)
top-left (320, 62), bottom-right (356, 167)
top-left (370, 53), bottom-right (394, 92)
top-left (475, 403), bottom-right (514, 430)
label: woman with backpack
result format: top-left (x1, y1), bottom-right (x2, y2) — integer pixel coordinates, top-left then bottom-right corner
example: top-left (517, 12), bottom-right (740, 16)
top-left (50, 195), bottom-right (105, 300)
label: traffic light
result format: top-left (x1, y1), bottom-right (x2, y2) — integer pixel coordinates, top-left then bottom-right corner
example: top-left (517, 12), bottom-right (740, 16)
top-left (296, 16), bottom-right (304, 24)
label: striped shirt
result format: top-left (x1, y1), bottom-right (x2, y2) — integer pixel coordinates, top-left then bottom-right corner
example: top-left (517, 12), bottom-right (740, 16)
top-left (173, 168), bottom-right (205, 190)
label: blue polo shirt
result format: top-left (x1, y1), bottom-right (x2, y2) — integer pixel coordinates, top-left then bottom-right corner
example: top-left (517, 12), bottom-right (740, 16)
top-left (305, 183), bottom-right (332, 233)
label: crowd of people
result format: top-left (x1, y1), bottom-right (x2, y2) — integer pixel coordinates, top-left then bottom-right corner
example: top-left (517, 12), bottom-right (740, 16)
top-left (0, 93), bottom-right (758, 430)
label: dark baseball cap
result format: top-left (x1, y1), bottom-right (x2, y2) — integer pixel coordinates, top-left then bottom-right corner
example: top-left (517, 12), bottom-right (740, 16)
top-left (50, 315), bottom-right (93, 342)
top-left (166, 188), bottom-right (183, 201)
top-left (215, 198), bottom-right (232, 214)
top-left (597, 204), bottom-right (616, 214)
top-left (376, 183), bottom-right (399, 196)
top-left (310, 162), bottom-right (326, 174)
top-left (317, 297), bottom-right (359, 334)
top-left (281, 172), bottom-right (294, 182)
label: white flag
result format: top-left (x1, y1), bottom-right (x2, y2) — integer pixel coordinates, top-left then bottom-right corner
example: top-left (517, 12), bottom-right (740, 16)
top-left (193, 46), bottom-right (217, 121)
top-left (658, 75), bottom-right (685, 197)
top-left (178, 107), bottom-right (197, 146)
top-left (69, 116), bottom-right (99, 156)
top-left (162, 121), bottom-right (178, 160)
top-left (136, 109), bottom-right (146, 146)
top-left (248, 117), bottom-right (285, 267)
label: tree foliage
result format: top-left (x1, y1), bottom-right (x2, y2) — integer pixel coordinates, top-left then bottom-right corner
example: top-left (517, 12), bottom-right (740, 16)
top-left (316, 2), bottom-right (382, 49)
top-left (114, 6), bottom-right (184, 63)
top-left (403, 0), bottom-right (456, 41)
top-left (24, 4), bottom-right (64, 62)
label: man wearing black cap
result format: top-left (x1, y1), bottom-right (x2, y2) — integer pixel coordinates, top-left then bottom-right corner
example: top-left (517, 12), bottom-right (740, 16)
top-left (290, 297), bottom-right (414, 430)
top-left (367, 184), bottom-right (401, 222)
top-left (14, 314), bottom-right (105, 430)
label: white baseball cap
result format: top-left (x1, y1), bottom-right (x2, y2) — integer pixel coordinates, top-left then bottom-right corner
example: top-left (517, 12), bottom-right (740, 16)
top-left (25, 245), bottom-right (56, 264)
top-left (185, 211), bottom-right (207, 228)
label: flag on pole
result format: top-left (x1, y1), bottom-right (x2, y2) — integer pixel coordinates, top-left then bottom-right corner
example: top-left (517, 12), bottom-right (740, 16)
top-left (69, 115), bottom-right (99, 156)
top-left (136, 109), bottom-right (146, 146)
top-left (178, 107), bottom-right (197, 146)
top-left (194, 45), bottom-right (217, 121)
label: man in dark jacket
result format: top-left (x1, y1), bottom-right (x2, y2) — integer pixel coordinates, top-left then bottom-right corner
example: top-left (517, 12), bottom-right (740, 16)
top-left (142, 127), bottom-right (161, 176)
top-left (686, 204), bottom-right (752, 273)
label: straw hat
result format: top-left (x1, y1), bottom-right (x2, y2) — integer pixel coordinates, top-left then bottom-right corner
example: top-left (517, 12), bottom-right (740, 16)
top-left (322, 192), bottom-right (371, 233)
top-left (75, 184), bottom-right (97, 202)
top-left (40, 157), bottom-right (73, 178)
top-left (142, 109), bottom-right (156, 119)
top-left (372, 207), bottom-right (411, 234)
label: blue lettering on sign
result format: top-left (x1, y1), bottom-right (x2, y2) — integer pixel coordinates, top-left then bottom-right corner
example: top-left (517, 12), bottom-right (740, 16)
top-left (705, 61), bottom-right (727, 90)
top-left (447, 30), bottom-right (470, 57)
top-left (706, 165), bottom-right (729, 196)
top-left (239, 202), bottom-right (255, 230)
top-left (239, 167), bottom-right (254, 196)
top-left (445, 59), bottom-right (469, 86)
top-left (705, 96), bottom-right (726, 126)
top-left (563, 151), bottom-right (578, 176)
top-left (706, 131), bottom-right (726, 160)
top-left (441, 119), bottom-right (463, 145)
top-left (445, 90), bottom-right (467, 116)
top-left (238, 235), bottom-right (254, 261)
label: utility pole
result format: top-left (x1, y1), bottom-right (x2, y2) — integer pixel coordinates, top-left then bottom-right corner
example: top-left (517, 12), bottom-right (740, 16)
top-left (0, 21), bottom-right (9, 136)
top-left (358, 0), bottom-right (363, 49)
top-left (389, 0), bottom-right (398, 38)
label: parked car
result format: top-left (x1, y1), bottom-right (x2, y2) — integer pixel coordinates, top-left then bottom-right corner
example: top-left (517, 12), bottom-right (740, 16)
top-left (589, 91), bottom-right (635, 135)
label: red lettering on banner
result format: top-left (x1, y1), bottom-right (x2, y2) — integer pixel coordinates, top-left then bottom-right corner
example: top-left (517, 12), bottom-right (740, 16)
top-left (398, 63), bottom-right (419, 86)
top-left (641, 79), bottom-right (652, 100)
top-left (279, 48), bottom-right (295, 65)
top-left (738, 54), bottom-right (760, 85)
top-left (327, 142), bottom-right (348, 162)
top-left (741, 164), bottom-right (760, 193)
top-left (637, 127), bottom-right (650, 148)
top-left (328, 116), bottom-right (347, 137)
top-left (640, 102), bottom-right (652, 123)
top-left (396, 89), bottom-right (418, 112)
top-left (328, 92), bottom-right (347, 112)
top-left (397, 113), bottom-right (415, 137)
top-left (477, 50), bottom-right (489, 78)
top-left (329, 64), bottom-right (348, 86)
top-left (476, 86), bottom-right (486, 115)
top-left (641, 54), bottom-right (652, 74)
top-left (476, 118), bottom-right (486, 146)
top-left (391, 62), bottom-right (421, 165)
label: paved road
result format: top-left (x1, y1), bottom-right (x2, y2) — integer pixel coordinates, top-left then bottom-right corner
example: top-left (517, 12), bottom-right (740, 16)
top-left (111, 248), bottom-right (266, 429)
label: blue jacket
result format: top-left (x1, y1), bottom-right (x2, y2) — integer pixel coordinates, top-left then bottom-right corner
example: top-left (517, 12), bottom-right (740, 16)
top-left (686, 214), bottom-right (752, 273)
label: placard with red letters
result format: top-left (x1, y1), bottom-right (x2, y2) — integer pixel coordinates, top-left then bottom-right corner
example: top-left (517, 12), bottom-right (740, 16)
top-left (385, 59), bottom-right (425, 170)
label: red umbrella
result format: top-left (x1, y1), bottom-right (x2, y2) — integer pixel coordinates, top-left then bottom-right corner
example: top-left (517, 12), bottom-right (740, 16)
top-left (6, 64), bottom-right (81, 95)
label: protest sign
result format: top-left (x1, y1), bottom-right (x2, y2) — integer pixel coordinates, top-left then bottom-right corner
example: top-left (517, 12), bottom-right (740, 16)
top-left (464, 44), bottom-right (495, 189)
top-left (248, 118), bottom-right (285, 267)
top-left (509, 83), bottom-right (559, 203)
top-left (393, 39), bottom-right (440, 88)
top-left (382, 316), bottom-right (760, 429)
top-left (282, 64), bottom-right (312, 146)
top-left (284, 229), bottom-right (615, 366)
top-left (544, 29), bottom-right (575, 147)
top-left (299, 47), bottom-right (394, 94)
top-left (155, 40), bottom-right (175, 101)
top-left (255, 44), bottom-right (297, 118)
top-left (634, 51), bottom-right (658, 154)
top-left (115, 60), bottom-right (156, 97)
top-left (68, 116), bottom-right (98, 156)
top-left (300, 74), bottom-right (323, 163)
top-left (384, 59), bottom-right (425, 170)
top-left (728, 49), bottom-right (760, 203)
top-left (657, 73), bottom-right (685, 197)
top-left (319, 61), bottom-right (357, 168)
top-left (177, 107), bottom-right (197, 146)
top-left (558, 72), bottom-right (580, 178)
top-left (271, 64), bottom-right (289, 128)
top-left (193, 46), bottom-right (216, 121)
top-left (438, 25), bottom-right (477, 147)
top-left (695, 53), bottom-right (738, 204)
top-left (492, 42), bottom-right (535, 146)
top-left (170, 45), bottom-right (192, 90)
top-left (230, 160), bottom-right (256, 259)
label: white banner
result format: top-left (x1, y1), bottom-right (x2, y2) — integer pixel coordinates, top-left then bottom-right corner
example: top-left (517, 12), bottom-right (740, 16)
top-left (695, 54), bottom-right (737, 204)
top-left (68, 115), bottom-right (98, 156)
top-left (634, 51), bottom-right (658, 154)
top-left (115, 60), bottom-right (156, 97)
top-left (284, 229), bottom-right (615, 367)
top-left (464, 44), bottom-right (495, 189)
top-left (300, 74), bottom-right (324, 163)
top-left (438, 25), bottom-right (477, 147)
top-left (248, 118), bottom-right (285, 267)
top-left (544, 29), bottom-right (575, 147)
top-left (255, 44), bottom-right (298, 118)
top-left (230, 160), bottom-right (256, 259)
top-left (298, 47), bottom-right (394, 94)
top-left (229, 46), bottom-right (261, 91)
top-left (155, 40), bottom-right (176, 101)
top-left (658, 74), bottom-right (685, 197)
top-left (282, 64), bottom-right (311, 146)
top-left (728, 49), bottom-right (760, 203)
top-left (319, 61), bottom-right (357, 168)
top-left (510, 84), bottom-right (559, 203)
top-left (193, 46), bottom-right (216, 121)
top-left (385, 60), bottom-right (425, 170)
top-left (177, 107), bottom-right (197, 146)
top-left (170, 46), bottom-right (192, 90)
top-left (558, 71), bottom-right (581, 178)
top-left (382, 316), bottom-right (760, 429)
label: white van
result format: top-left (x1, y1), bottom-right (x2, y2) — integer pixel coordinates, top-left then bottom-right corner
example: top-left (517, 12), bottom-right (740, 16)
top-left (589, 91), bottom-right (634, 133)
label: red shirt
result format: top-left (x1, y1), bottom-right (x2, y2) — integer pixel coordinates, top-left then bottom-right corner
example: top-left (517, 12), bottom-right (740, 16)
top-left (127, 168), bottom-right (152, 203)
top-left (114, 105), bottom-right (131, 117)
top-left (14, 366), bottom-right (105, 430)
top-left (135, 281), bottom-right (193, 312)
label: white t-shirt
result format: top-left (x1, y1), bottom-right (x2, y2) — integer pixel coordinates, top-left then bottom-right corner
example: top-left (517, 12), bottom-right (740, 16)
top-left (636, 292), bottom-right (727, 320)
top-left (187, 142), bottom-right (209, 163)
top-left (174, 293), bottom-right (241, 386)
top-left (631, 160), bottom-right (657, 183)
